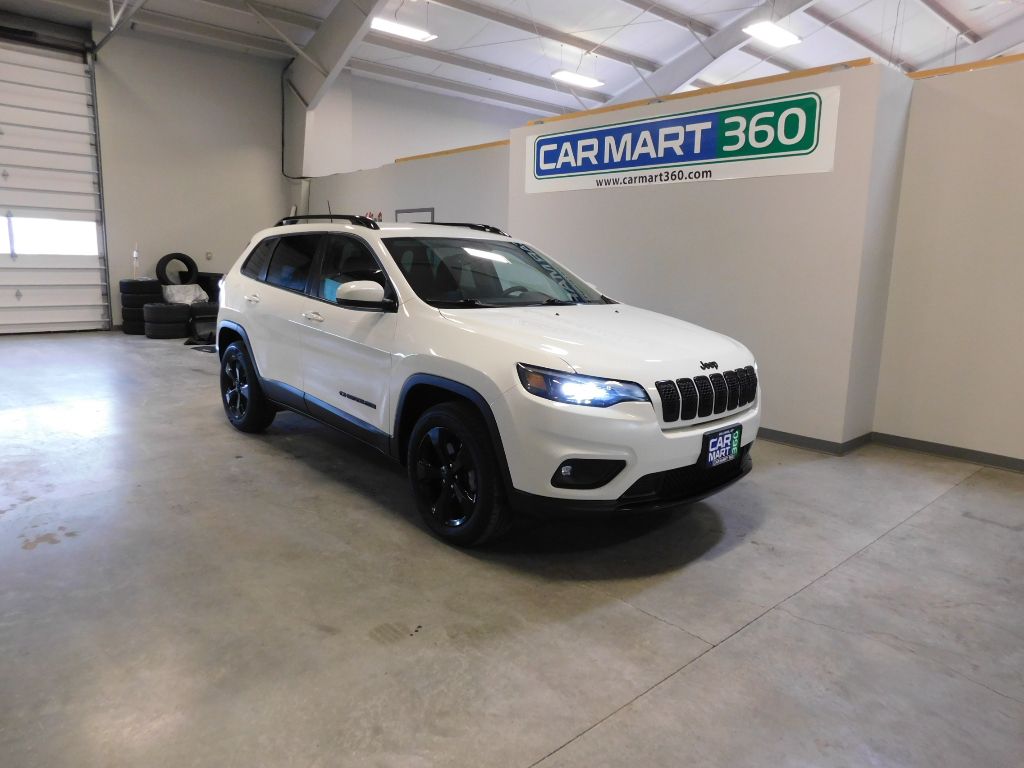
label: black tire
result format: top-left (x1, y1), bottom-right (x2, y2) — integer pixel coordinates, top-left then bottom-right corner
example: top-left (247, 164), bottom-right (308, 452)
top-left (156, 252), bottom-right (198, 285)
top-left (121, 292), bottom-right (161, 308)
top-left (145, 321), bottom-right (189, 339)
top-left (143, 302), bottom-right (190, 323)
top-left (220, 341), bottom-right (276, 433)
top-left (407, 402), bottom-right (511, 547)
top-left (122, 320), bottom-right (145, 335)
top-left (122, 307), bottom-right (144, 322)
top-left (120, 278), bottom-right (164, 295)
top-left (189, 300), bottom-right (218, 319)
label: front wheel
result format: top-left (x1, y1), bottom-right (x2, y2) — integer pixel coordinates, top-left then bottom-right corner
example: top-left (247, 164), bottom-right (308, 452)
top-left (220, 341), bottom-right (276, 433)
top-left (407, 402), bottom-right (511, 547)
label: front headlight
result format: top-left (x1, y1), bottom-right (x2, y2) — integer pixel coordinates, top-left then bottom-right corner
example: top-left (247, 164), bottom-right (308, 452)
top-left (517, 363), bottom-right (650, 407)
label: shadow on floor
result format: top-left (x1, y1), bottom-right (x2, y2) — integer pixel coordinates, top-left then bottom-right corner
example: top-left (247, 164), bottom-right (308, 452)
top-left (466, 502), bottom-right (735, 581)
top-left (254, 412), bottom-right (763, 579)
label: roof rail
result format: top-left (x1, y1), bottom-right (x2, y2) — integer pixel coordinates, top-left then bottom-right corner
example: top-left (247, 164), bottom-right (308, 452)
top-left (420, 222), bottom-right (510, 237)
top-left (275, 214), bottom-right (380, 230)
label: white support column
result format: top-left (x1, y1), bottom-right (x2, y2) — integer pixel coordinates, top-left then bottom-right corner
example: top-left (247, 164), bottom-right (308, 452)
top-left (286, 0), bottom-right (388, 110)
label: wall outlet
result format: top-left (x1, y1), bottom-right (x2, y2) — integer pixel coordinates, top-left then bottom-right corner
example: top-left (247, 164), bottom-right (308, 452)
top-left (205, 251), bottom-right (213, 261)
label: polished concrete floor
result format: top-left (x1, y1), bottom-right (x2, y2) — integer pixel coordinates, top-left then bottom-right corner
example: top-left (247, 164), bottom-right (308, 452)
top-left (0, 331), bottom-right (1021, 768)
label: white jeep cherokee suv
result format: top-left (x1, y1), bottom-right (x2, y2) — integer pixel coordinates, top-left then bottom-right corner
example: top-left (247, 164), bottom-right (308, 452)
top-left (217, 215), bottom-right (760, 546)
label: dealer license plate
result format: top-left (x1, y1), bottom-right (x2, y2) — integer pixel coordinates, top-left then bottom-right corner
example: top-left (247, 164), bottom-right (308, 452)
top-left (702, 425), bottom-right (742, 468)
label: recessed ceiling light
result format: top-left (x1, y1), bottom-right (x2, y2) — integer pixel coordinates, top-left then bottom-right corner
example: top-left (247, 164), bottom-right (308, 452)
top-left (371, 17), bottom-right (437, 43)
top-left (552, 69), bottom-right (604, 89)
top-left (742, 21), bottom-right (801, 48)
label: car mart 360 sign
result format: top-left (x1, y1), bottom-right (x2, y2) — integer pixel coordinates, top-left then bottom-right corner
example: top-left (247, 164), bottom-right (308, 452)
top-left (526, 88), bottom-right (840, 193)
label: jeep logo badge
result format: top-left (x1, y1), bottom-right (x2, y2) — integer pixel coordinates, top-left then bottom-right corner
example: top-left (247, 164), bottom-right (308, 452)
top-left (699, 361), bottom-right (719, 371)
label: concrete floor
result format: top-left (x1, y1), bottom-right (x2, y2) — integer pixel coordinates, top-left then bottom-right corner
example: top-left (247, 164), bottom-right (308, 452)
top-left (0, 331), bottom-right (1021, 768)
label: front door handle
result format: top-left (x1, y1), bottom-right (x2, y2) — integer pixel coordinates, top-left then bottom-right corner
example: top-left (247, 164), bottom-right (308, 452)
top-left (302, 311), bottom-right (324, 323)
top-left (244, 293), bottom-right (261, 304)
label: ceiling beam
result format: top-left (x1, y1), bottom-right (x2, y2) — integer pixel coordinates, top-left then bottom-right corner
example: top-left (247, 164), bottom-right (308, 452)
top-left (93, 0), bottom-right (149, 51)
top-left (428, 0), bottom-right (660, 72)
top-left (803, 5), bottom-right (908, 71)
top-left (609, 0), bottom-right (816, 103)
top-left (126, 10), bottom-right (291, 55)
top-left (346, 57), bottom-right (569, 115)
top-left (915, 12), bottom-right (1024, 70)
top-left (614, 0), bottom-right (713, 37)
top-left (363, 31), bottom-right (610, 102)
top-left (912, 0), bottom-right (980, 44)
top-left (286, 0), bottom-right (386, 108)
top-left (615, 1), bottom-right (799, 74)
top-left (33, 0), bottom-right (293, 56)
top-left (190, 0), bottom-right (321, 33)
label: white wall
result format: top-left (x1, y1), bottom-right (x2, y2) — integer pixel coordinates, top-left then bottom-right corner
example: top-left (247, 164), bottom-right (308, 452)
top-left (306, 144), bottom-right (510, 230)
top-left (94, 32), bottom-right (294, 323)
top-left (302, 72), bottom-right (531, 176)
top-left (507, 64), bottom-right (910, 445)
top-left (875, 61), bottom-right (1024, 461)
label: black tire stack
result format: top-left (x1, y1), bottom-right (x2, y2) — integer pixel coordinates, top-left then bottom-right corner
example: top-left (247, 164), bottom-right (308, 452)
top-left (120, 253), bottom-right (216, 340)
top-left (144, 302), bottom-right (191, 339)
top-left (120, 278), bottom-right (163, 335)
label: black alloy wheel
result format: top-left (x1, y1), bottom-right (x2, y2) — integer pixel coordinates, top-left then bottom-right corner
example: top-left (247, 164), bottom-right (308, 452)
top-left (223, 354), bottom-right (250, 422)
top-left (414, 425), bottom-right (479, 528)
top-left (406, 402), bottom-right (510, 546)
top-left (219, 341), bottom-right (275, 433)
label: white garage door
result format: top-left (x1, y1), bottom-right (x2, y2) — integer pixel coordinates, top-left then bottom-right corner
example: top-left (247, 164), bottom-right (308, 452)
top-left (0, 40), bottom-right (109, 334)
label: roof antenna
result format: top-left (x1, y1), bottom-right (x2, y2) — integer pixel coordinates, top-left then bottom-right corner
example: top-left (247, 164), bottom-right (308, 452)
top-left (326, 200), bottom-right (334, 221)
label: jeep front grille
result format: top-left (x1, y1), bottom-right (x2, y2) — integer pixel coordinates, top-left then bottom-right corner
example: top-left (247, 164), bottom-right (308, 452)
top-left (655, 365), bottom-right (757, 424)
top-left (694, 375), bottom-right (713, 417)
top-left (655, 380), bottom-right (680, 422)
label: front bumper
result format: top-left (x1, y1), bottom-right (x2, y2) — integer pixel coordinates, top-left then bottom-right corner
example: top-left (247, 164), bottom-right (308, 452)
top-left (491, 383), bottom-right (760, 502)
top-left (510, 448), bottom-right (752, 517)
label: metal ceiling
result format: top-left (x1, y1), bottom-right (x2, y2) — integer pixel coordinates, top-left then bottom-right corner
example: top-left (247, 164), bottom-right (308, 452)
top-left (4, 0), bottom-right (1024, 115)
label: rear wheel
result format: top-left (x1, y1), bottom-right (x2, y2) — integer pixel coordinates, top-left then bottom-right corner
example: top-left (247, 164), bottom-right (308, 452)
top-left (407, 402), bottom-right (510, 547)
top-left (220, 341), bottom-right (275, 433)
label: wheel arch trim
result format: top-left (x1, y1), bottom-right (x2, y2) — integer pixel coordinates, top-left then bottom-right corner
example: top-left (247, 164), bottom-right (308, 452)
top-left (393, 374), bottom-right (515, 496)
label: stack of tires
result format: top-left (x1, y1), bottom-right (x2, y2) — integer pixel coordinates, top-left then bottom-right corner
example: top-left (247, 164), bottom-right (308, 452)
top-left (143, 302), bottom-right (191, 339)
top-left (120, 279), bottom-right (164, 335)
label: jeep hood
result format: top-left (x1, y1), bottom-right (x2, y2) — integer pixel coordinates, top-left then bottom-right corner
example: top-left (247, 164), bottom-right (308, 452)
top-left (439, 303), bottom-right (754, 382)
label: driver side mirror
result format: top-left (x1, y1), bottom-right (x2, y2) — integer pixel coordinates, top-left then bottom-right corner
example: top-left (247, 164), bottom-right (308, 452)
top-left (336, 280), bottom-right (397, 311)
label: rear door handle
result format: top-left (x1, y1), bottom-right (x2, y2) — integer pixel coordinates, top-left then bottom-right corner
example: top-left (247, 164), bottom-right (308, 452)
top-left (244, 293), bottom-right (261, 304)
top-left (302, 311), bottom-right (324, 323)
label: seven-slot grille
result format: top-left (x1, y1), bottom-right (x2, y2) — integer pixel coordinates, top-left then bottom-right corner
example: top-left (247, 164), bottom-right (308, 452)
top-left (655, 366), bottom-right (757, 424)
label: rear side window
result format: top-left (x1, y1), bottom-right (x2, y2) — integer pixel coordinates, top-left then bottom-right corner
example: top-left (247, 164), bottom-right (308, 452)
top-left (241, 237), bottom-right (276, 280)
top-left (265, 234), bottom-right (321, 293)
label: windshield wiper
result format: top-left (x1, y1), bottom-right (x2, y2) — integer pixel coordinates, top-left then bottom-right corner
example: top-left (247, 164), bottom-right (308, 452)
top-left (540, 298), bottom-right (577, 306)
top-left (431, 298), bottom-right (498, 308)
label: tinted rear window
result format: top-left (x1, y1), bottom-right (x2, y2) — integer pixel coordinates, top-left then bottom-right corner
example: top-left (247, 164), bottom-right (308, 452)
top-left (241, 238), bottom-right (276, 280)
top-left (265, 234), bottom-right (320, 292)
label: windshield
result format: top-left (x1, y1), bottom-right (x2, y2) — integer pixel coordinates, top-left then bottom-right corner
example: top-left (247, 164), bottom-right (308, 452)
top-left (382, 237), bottom-right (606, 308)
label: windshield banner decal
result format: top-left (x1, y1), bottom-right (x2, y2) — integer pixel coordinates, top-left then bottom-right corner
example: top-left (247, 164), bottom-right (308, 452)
top-left (526, 87), bottom-right (839, 193)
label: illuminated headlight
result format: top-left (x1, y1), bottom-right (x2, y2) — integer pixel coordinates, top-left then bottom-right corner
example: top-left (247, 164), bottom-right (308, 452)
top-left (516, 364), bottom-right (650, 407)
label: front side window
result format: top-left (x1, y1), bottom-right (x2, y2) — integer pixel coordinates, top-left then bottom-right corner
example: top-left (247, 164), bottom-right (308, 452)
top-left (382, 237), bottom-right (604, 308)
top-left (317, 235), bottom-right (386, 302)
top-left (265, 234), bottom-right (320, 292)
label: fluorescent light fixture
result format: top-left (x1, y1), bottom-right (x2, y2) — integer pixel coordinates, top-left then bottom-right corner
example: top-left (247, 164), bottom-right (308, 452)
top-left (551, 69), bottom-right (604, 89)
top-left (371, 16), bottom-right (437, 42)
top-left (742, 21), bottom-right (801, 48)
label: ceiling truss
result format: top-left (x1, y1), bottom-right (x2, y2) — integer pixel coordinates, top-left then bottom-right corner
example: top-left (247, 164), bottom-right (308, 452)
top-left (20, 0), bottom-right (1024, 116)
top-left (427, 0), bottom-right (660, 72)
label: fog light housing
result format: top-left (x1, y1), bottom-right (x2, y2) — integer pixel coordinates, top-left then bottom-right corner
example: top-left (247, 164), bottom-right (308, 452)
top-left (551, 459), bottom-right (626, 489)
